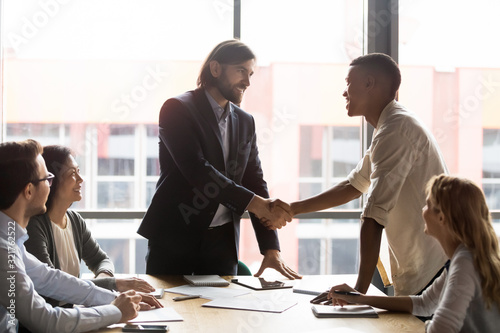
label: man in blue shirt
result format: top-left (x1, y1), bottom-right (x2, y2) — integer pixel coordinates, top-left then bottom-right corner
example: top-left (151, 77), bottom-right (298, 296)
top-left (0, 139), bottom-right (162, 333)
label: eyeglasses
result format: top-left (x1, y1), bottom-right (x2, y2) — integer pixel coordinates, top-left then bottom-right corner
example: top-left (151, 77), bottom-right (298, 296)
top-left (32, 172), bottom-right (55, 187)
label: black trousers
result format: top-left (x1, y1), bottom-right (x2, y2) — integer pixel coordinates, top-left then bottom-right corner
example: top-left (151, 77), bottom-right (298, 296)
top-left (145, 222), bottom-right (238, 275)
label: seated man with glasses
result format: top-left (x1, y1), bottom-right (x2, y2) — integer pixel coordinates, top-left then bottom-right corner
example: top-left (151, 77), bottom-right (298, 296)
top-left (0, 139), bottom-right (162, 333)
top-left (25, 145), bottom-right (155, 308)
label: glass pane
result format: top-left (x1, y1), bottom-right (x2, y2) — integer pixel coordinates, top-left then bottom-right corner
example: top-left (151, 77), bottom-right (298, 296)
top-left (145, 182), bottom-right (157, 208)
top-left (146, 124), bottom-right (160, 176)
top-left (300, 126), bottom-right (323, 177)
top-left (331, 126), bottom-right (360, 178)
top-left (298, 239), bottom-right (321, 275)
top-left (483, 129), bottom-right (500, 178)
top-left (484, 184), bottom-right (500, 210)
top-left (97, 125), bottom-right (135, 176)
top-left (135, 238), bottom-right (148, 274)
top-left (79, 238), bottom-right (129, 274)
top-left (299, 183), bottom-right (323, 200)
top-left (239, 0), bottom-right (364, 273)
top-left (399, 0), bottom-right (500, 206)
top-left (330, 238), bottom-right (358, 274)
top-left (97, 182), bottom-right (134, 209)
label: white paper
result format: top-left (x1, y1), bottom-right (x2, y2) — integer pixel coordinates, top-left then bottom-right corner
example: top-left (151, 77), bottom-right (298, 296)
top-left (165, 285), bottom-right (250, 300)
top-left (128, 307), bottom-right (184, 323)
top-left (202, 296), bottom-right (297, 313)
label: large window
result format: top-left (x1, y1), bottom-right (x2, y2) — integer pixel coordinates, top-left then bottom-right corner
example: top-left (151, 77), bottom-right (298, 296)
top-left (2, 1), bottom-right (500, 275)
top-left (398, 0), bottom-right (500, 240)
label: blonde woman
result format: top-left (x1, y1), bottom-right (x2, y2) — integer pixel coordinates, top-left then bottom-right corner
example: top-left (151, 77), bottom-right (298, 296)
top-left (321, 175), bottom-right (500, 332)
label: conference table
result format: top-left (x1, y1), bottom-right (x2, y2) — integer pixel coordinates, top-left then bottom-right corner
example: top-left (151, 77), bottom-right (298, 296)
top-left (90, 274), bottom-right (424, 333)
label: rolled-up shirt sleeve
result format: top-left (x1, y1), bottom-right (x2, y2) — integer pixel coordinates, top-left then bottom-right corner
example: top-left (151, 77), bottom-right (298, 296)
top-left (348, 151), bottom-right (372, 194)
top-left (356, 129), bottom-right (418, 227)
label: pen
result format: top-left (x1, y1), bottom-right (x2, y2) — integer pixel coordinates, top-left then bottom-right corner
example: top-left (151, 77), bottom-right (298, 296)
top-left (172, 294), bottom-right (201, 301)
top-left (333, 290), bottom-right (362, 296)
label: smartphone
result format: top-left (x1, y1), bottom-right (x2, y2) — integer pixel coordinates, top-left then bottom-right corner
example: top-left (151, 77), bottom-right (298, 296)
top-left (122, 324), bottom-right (168, 332)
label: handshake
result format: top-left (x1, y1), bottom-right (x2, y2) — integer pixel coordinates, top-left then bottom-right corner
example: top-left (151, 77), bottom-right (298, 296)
top-left (247, 195), bottom-right (295, 230)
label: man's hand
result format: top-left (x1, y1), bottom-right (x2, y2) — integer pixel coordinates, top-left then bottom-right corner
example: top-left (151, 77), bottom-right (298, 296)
top-left (253, 249), bottom-right (302, 279)
top-left (137, 292), bottom-right (164, 310)
top-left (115, 277), bottom-right (156, 293)
top-left (112, 290), bottom-right (142, 323)
top-left (112, 290), bottom-right (164, 323)
top-left (248, 196), bottom-right (293, 230)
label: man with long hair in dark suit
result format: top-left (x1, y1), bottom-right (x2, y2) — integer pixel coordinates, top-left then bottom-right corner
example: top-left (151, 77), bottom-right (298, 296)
top-left (139, 40), bottom-right (301, 279)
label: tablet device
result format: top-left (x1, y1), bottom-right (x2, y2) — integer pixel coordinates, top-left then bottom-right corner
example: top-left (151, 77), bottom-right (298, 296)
top-left (231, 276), bottom-right (293, 290)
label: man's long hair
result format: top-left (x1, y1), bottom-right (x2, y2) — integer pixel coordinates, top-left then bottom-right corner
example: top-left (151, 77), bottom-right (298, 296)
top-left (197, 40), bottom-right (255, 88)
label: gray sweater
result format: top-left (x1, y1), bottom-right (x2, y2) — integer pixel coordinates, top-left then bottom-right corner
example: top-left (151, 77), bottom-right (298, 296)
top-left (25, 210), bottom-right (116, 305)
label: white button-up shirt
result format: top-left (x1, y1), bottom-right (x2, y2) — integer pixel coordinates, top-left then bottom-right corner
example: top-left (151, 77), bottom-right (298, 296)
top-left (348, 100), bottom-right (448, 295)
top-left (205, 90), bottom-right (234, 228)
top-left (0, 211), bottom-right (121, 333)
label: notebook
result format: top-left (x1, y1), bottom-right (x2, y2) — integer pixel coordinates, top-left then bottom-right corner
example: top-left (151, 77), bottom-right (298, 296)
top-left (183, 275), bottom-right (230, 287)
top-left (311, 305), bottom-right (378, 318)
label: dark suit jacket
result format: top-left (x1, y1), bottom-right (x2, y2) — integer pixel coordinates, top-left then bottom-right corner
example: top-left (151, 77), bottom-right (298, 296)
top-left (138, 88), bottom-right (280, 259)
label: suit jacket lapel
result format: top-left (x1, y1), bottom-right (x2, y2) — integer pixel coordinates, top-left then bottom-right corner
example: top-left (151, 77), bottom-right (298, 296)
top-left (193, 88), bottom-right (224, 148)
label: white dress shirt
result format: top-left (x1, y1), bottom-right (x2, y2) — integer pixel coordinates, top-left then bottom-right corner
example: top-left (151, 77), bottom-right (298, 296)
top-left (348, 100), bottom-right (448, 295)
top-left (0, 211), bottom-right (121, 333)
top-left (205, 90), bottom-right (235, 228)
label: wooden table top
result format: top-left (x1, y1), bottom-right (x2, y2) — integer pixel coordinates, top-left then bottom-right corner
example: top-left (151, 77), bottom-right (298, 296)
top-left (89, 274), bottom-right (424, 333)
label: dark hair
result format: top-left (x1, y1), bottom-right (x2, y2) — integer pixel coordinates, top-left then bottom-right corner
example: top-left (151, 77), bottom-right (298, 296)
top-left (350, 53), bottom-right (401, 98)
top-left (0, 139), bottom-right (43, 210)
top-left (197, 40), bottom-right (256, 88)
top-left (42, 145), bottom-right (74, 211)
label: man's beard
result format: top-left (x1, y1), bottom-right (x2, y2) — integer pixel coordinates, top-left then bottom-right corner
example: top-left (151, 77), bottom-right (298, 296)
top-left (215, 76), bottom-right (243, 105)
top-left (27, 204), bottom-right (47, 219)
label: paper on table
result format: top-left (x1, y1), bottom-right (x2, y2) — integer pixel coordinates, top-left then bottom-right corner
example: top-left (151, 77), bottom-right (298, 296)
top-left (165, 285), bottom-right (250, 300)
top-left (128, 307), bottom-right (184, 323)
top-left (202, 296), bottom-right (297, 313)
